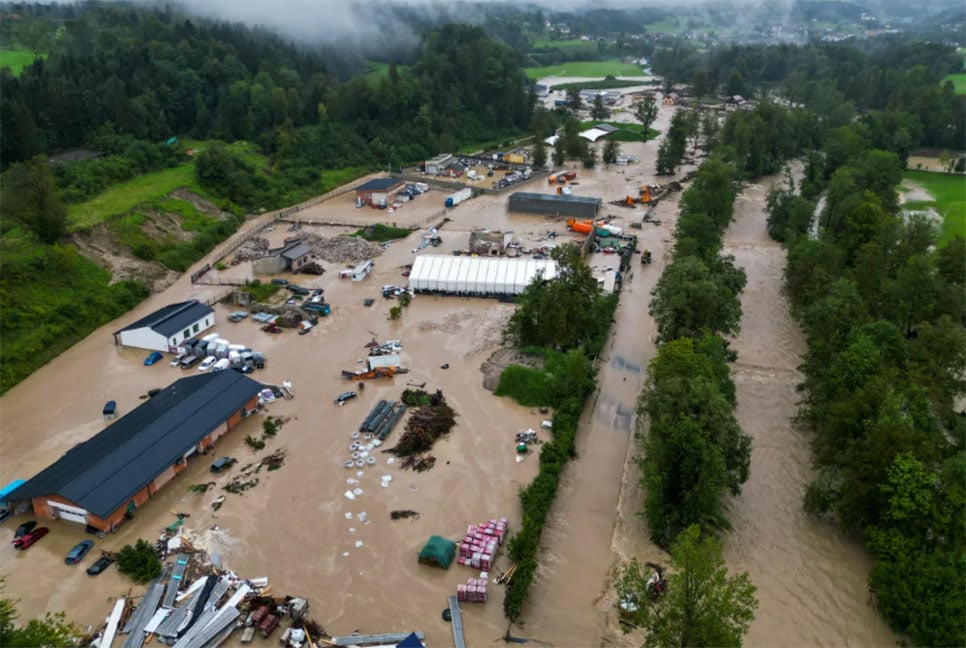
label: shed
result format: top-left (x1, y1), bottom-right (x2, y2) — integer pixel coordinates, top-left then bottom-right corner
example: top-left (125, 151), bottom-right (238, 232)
top-left (425, 153), bottom-right (454, 175)
top-left (6, 371), bottom-right (261, 532)
top-left (280, 241), bottom-right (312, 272)
top-left (418, 535), bottom-right (456, 569)
top-left (114, 300), bottom-right (214, 352)
top-left (507, 192), bottom-right (602, 220)
top-left (355, 177), bottom-right (406, 208)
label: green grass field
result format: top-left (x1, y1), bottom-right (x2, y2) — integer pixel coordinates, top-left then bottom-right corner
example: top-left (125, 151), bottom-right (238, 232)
top-left (362, 61), bottom-right (409, 84)
top-left (580, 121), bottom-right (659, 142)
top-left (67, 165), bottom-right (201, 232)
top-left (0, 48), bottom-right (42, 75)
top-left (902, 170), bottom-right (966, 245)
top-left (942, 73), bottom-right (966, 95)
top-left (643, 19), bottom-right (686, 35)
top-left (525, 58), bottom-right (646, 80)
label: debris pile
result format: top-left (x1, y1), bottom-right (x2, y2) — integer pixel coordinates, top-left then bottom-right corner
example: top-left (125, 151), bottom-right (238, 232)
top-left (516, 429), bottom-right (539, 445)
top-left (385, 392), bottom-right (457, 457)
top-left (303, 233), bottom-right (382, 264)
top-left (464, 306), bottom-right (514, 357)
top-left (224, 449), bottom-right (287, 494)
top-left (456, 517), bottom-right (508, 571)
top-left (232, 237), bottom-right (271, 262)
top-left (400, 454), bottom-right (436, 472)
top-left (390, 510), bottom-right (420, 521)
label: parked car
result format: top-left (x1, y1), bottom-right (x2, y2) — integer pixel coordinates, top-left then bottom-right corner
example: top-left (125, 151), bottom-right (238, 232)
top-left (232, 365), bottom-right (254, 374)
top-left (261, 324), bottom-right (282, 334)
top-left (335, 391), bottom-right (358, 406)
top-left (65, 540), bottom-right (94, 564)
top-left (86, 555), bottom-right (115, 576)
top-left (252, 352), bottom-right (266, 369)
top-left (211, 358), bottom-right (231, 373)
top-left (210, 457), bottom-right (236, 473)
top-left (13, 520), bottom-right (36, 539)
top-left (143, 351), bottom-right (164, 366)
top-left (102, 400), bottom-right (117, 420)
top-left (169, 354), bottom-right (185, 367)
top-left (197, 356), bottom-right (217, 371)
top-left (270, 278), bottom-right (289, 286)
top-left (13, 526), bottom-right (49, 550)
top-left (180, 355), bottom-right (200, 369)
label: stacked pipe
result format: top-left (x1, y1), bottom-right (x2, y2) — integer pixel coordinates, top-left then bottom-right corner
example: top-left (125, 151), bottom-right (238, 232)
top-left (375, 403), bottom-right (407, 441)
top-left (359, 400), bottom-right (393, 433)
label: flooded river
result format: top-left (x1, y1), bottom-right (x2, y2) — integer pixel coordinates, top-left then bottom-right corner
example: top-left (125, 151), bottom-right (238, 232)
top-left (0, 84), bottom-right (896, 647)
top-left (719, 174), bottom-right (898, 647)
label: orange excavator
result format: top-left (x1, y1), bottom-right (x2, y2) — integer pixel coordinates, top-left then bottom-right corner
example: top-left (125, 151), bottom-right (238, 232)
top-left (566, 218), bottom-right (594, 234)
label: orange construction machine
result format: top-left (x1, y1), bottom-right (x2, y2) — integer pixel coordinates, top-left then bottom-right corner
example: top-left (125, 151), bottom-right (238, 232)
top-left (566, 218), bottom-right (594, 234)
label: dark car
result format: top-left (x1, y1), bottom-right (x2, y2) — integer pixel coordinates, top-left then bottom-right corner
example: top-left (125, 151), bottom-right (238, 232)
top-left (232, 365), bottom-right (254, 374)
top-left (87, 555), bottom-right (115, 576)
top-left (13, 520), bottom-right (36, 539)
top-left (13, 526), bottom-right (49, 550)
top-left (210, 457), bottom-right (236, 473)
top-left (335, 391), bottom-right (358, 406)
top-left (180, 355), bottom-right (200, 369)
top-left (143, 351), bottom-right (164, 366)
top-left (270, 278), bottom-right (289, 286)
top-left (65, 540), bottom-right (94, 564)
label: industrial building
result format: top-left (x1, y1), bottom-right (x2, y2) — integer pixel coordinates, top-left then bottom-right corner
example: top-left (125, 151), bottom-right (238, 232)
top-left (114, 300), bottom-right (214, 352)
top-left (469, 229), bottom-right (514, 256)
top-left (6, 371), bottom-right (262, 532)
top-left (407, 255), bottom-right (558, 296)
top-left (355, 177), bottom-right (406, 208)
top-left (507, 192), bottom-right (602, 220)
top-left (425, 153), bottom-right (454, 175)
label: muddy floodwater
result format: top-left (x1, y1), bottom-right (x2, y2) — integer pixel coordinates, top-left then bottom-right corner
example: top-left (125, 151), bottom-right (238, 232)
top-left (0, 84), bottom-right (896, 648)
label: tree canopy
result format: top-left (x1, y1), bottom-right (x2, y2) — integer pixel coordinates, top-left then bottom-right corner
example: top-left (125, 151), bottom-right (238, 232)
top-left (615, 525), bottom-right (758, 647)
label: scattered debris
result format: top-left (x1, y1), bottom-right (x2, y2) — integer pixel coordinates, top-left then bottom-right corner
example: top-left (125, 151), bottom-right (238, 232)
top-left (515, 430), bottom-right (540, 445)
top-left (224, 449), bottom-right (287, 494)
top-left (390, 510), bottom-right (420, 521)
top-left (232, 237), bottom-right (271, 262)
top-left (400, 454), bottom-right (437, 472)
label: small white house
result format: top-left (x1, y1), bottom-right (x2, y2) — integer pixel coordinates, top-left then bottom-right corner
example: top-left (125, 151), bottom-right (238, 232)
top-left (114, 300), bottom-right (215, 352)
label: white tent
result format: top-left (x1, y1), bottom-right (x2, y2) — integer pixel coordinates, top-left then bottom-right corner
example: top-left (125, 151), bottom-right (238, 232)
top-left (407, 256), bottom-right (558, 296)
top-left (579, 128), bottom-right (610, 142)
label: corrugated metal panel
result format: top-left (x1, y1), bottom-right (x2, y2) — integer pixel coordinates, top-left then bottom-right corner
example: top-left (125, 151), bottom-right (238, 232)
top-left (331, 632), bottom-right (426, 646)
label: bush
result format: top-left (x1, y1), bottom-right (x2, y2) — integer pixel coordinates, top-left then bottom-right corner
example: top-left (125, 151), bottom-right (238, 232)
top-left (116, 539), bottom-right (162, 583)
top-left (245, 435), bottom-right (265, 450)
top-left (262, 418), bottom-right (278, 437)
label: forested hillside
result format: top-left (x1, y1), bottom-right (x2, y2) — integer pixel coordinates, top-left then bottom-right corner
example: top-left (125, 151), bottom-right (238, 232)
top-left (0, 1), bottom-right (532, 393)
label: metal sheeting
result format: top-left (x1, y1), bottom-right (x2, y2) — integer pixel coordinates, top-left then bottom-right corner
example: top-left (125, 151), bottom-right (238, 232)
top-left (407, 256), bottom-right (558, 296)
top-left (330, 632), bottom-right (426, 646)
top-left (448, 596), bottom-right (466, 648)
top-left (121, 581), bottom-right (165, 648)
top-left (163, 554), bottom-right (189, 608)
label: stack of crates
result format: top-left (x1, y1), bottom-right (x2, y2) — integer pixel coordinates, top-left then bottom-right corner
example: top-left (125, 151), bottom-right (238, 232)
top-left (456, 517), bottom-right (508, 569)
top-left (457, 577), bottom-right (488, 603)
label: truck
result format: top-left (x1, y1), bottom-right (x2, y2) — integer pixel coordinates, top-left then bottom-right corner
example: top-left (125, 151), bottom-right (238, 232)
top-left (445, 188), bottom-right (472, 207)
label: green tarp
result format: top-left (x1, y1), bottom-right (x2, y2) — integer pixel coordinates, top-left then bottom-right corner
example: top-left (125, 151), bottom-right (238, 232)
top-left (418, 535), bottom-right (456, 569)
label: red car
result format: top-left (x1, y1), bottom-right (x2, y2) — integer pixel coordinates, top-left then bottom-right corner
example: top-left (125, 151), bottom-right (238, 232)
top-left (13, 526), bottom-right (49, 550)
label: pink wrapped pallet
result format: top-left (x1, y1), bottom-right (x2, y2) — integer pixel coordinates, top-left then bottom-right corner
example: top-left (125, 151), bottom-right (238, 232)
top-left (457, 584), bottom-right (468, 602)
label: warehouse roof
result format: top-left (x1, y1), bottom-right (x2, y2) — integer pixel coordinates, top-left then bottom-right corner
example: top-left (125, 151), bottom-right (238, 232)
top-left (280, 241), bottom-right (311, 260)
top-left (509, 192), bottom-right (602, 206)
top-left (116, 300), bottom-right (213, 337)
top-left (356, 177), bottom-right (405, 191)
top-left (7, 371), bottom-right (261, 518)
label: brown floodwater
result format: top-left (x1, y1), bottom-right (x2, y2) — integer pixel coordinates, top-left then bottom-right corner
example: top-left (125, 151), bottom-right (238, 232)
top-left (0, 91), bottom-right (897, 648)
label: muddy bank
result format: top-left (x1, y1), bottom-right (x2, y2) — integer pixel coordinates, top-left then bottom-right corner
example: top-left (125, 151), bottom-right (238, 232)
top-left (479, 349), bottom-right (545, 392)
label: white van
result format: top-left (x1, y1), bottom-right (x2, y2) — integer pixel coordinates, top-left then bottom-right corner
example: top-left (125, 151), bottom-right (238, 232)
top-left (211, 358), bottom-right (231, 373)
top-left (198, 356), bottom-right (217, 371)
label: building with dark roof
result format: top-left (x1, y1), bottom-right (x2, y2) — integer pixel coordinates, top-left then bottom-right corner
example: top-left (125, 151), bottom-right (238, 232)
top-left (114, 300), bottom-right (214, 352)
top-left (507, 192), bottom-right (602, 220)
top-left (7, 371), bottom-right (262, 531)
top-left (355, 177), bottom-right (406, 208)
